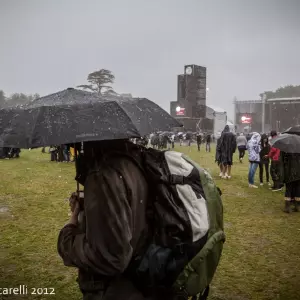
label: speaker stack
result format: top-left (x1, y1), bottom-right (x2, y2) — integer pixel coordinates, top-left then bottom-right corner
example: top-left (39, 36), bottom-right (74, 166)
top-left (176, 65), bottom-right (206, 119)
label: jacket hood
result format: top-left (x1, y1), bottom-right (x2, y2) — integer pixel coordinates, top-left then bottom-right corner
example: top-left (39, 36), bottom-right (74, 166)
top-left (223, 125), bottom-right (230, 133)
top-left (250, 132), bottom-right (261, 144)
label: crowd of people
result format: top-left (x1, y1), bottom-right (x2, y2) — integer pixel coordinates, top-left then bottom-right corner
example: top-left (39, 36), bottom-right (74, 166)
top-left (147, 131), bottom-right (214, 152)
top-left (215, 127), bottom-right (300, 213)
top-left (0, 147), bottom-right (21, 159)
top-left (45, 145), bottom-right (74, 162)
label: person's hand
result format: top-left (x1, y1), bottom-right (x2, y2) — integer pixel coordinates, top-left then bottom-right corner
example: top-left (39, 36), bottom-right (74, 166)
top-left (264, 155), bottom-right (268, 159)
top-left (68, 192), bottom-right (81, 225)
top-left (69, 192), bottom-right (79, 213)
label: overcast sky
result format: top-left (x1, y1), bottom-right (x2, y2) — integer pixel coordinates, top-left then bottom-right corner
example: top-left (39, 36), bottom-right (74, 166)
top-left (1, 0), bottom-right (299, 118)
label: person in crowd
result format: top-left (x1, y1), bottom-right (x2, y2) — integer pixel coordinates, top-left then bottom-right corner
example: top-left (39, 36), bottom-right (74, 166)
top-left (259, 134), bottom-right (271, 186)
top-left (206, 134), bottom-right (211, 152)
top-left (178, 133), bottom-right (183, 146)
top-left (247, 133), bottom-right (261, 188)
top-left (246, 133), bottom-right (251, 142)
top-left (236, 133), bottom-right (247, 163)
top-left (0, 147), bottom-right (5, 159)
top-left (7, 148), bottom-right (20, 158)
top-left (63, 144), bottom-right (71, 162)
top-left (50, 145), bottom-right (58, 162)
top-left (196, 133), bottom-right (202, 151)
top-left (215, 137), bottom-right (223, 177)
top-left (170, 133), bottom-right (175, 149)
top-left (264, 131), bottom-right (283, 192)
top-left (217, 125), bottom-right (237, 179)
top-left (281, 151), bottom-right (300, 213)
top-left (58, 140), bottom-right (152, 299)
top-left (185, 132), bottom-right (192, 152)
top-left (57, 145), bottom-right (64, 162)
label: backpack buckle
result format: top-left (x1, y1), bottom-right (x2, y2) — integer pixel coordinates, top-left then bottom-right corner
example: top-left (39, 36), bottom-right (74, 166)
top-left (168, 175), bottom-right (186, 185)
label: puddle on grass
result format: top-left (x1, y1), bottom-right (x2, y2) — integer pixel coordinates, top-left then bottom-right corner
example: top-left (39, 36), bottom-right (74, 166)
top-left (0, 205), bottom-right (12, 218)
top-left (224, 222), bottom-right (233, 229)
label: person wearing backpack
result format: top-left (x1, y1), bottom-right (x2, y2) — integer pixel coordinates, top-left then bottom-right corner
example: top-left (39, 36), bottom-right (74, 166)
top-left (58, 140), bottom-right (225, 300)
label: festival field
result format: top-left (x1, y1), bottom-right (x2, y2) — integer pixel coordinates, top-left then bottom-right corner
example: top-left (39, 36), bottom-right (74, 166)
top-left (1, 146), bottom-right (300, 300)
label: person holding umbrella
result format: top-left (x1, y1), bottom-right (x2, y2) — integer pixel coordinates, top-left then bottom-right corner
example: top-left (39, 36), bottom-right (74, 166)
top-left (281, 151), bottom-right (300, 213)
top-left (0, 88), bottom-right (183, 299)
top-left (271, 127), bottom-right (300, 213)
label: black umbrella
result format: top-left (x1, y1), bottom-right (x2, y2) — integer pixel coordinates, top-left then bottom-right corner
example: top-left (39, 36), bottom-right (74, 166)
top-left (269, 134), bottom-right (300, 153)
top-left (0, 88), bottom-right (182, 148)
top-left (282, 125), bottom-right (300, 135)
top-left (0, 107), bottom-right (32, 148)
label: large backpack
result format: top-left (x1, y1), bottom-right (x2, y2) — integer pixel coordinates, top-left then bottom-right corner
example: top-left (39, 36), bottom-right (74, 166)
top-left (126, 147), bottom-right (225, 299)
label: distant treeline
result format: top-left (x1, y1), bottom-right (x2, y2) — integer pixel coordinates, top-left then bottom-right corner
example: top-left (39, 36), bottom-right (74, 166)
top-left (260, 85), bottom-right (300, 100)
top-left (0, 90), bottom-right (40, 109)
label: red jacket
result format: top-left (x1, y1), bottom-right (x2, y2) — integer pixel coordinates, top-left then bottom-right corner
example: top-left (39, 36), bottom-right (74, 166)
top-left (267, 137), bottom-right (280, 161)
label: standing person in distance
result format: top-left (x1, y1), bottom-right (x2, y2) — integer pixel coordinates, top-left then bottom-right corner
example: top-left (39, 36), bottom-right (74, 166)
top-left (217, 125), bottom-right (237, 179)
top-left (264, 131), bottom-right (283, 192)
top-left (185, 131), bottom-right (192, 152)
top-left (206, 133), bottom-right (211, 152)
top-left (196, 132), bottom-right (202, 152)
top-left (247, 133), bottom-right (261, 188)
top-left (236, 133), bottom-right (247, 163)
top-left (259, 134), bottom-right (271, 186)
top-left (215, 136), bottom-right (223, 177)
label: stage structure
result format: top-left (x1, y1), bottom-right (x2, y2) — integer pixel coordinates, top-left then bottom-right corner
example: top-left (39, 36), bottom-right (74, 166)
top-left (170, 64), bottom-right (207, 131)
top-left (234, 96), bottom-right (300, 133)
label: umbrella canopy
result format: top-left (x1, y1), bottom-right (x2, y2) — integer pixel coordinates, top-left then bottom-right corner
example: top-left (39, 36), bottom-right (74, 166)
top-left (269, 134), bottom-right (300, 153)
top-left (0, 88), bottom-right (182, 148)
top-left (282, 125), bottom-right (300, 135)
top-left (0, 107), bottom-right (33, 148)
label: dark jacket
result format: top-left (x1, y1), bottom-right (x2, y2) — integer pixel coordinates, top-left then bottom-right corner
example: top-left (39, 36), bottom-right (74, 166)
top-left (196, 135), bottom-right (202, 144)
top-left (217, 126), bottom-right (237, 164)
top-left (215, 138), bottom-right (222, 164)
top-left (206, 135), bottom-right (211, 143)
top-left (58, 143), bottom-right (152, 299)
top-left (282, 152), bottom-right (300, 183)
top-left (260, 134), bottom-right (270, 164)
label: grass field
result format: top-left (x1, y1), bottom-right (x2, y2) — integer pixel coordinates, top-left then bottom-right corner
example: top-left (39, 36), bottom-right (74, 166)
top-left (0, 145), bottom-right (300, 300)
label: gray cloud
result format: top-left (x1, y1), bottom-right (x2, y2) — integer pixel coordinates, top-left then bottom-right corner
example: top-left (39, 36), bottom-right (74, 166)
top-left (1, 0), bottom-right (299, 119)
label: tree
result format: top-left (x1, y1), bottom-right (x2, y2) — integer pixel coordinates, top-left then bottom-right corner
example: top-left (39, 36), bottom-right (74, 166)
top-left (6, 93), bottom-right (40, 107)
top-left (260, 85), bottom-right (300, 100)
top-left (78, 69), bottom-right (115, 95)
top-left (0, 90), bottom-right (6, 108)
